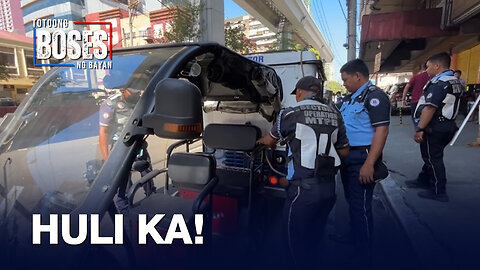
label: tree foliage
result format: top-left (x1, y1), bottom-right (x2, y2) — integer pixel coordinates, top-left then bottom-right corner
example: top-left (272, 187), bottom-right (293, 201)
top-left (224, 23), bottom-right (256, 54)
top-left (325, 80), bottom-right (345, 94)
top-left (308, 47), bottom-right (321, 60)
top-left (0, 64), bottom-right (9, 81)
top-left (267, 32), bottom-right (302, 52)
top-left (164, 0), bottom-right (202, 43)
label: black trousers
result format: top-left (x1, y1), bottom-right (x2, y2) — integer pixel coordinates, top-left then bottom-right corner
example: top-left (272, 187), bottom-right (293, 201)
top-left (417, 129), bottom-right (455, 194)
top-left (283, 179), bottom-right (336, 268)
top-left (340, 149), bottom-right (375, 263)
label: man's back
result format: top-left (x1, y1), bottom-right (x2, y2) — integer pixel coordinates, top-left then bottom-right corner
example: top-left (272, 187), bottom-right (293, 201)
top-left (273, 98), bottom-right (348, 180)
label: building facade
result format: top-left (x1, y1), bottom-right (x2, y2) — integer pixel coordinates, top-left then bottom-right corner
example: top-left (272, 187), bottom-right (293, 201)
top-left (225, 15), bottom-right (277, 52)
top-left (85, 5), bottom-right (176, 49)
top-left (0, 0), bottom-right (24, 34)
top-left (20, 0), bottom-right (84, 37)
top-left (0, 31), bottom-right (45, 102)
top-left (360, 0), bottom-right (480, 84)
top-left (451, 44), bottom-right (480, 84)
top-left (84, 8), bottom-right (129, 49)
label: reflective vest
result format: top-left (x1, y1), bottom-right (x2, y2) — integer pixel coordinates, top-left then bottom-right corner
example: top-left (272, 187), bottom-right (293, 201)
top-left (415, 75), bottom-right (463, 121)
top-left (284, 99), bottom-right (343, 180)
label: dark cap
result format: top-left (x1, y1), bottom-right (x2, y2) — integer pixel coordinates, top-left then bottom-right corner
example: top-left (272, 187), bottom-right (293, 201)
top-left (291, 76), bottom-right (322, 94)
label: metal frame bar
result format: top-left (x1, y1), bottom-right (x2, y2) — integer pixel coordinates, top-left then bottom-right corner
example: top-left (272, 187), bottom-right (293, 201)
top-left (450, 93), bottom-right (480, 146)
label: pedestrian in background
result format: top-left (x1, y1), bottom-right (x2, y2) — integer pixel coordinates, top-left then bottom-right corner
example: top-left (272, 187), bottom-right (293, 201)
top-left (402, 63), bottom-right (430, 127)
top-left (410, 52), bottom-right (464, 202)
top-left (454, 70), bottom-right (471, 118)
top-left (336, 59), bottom-right (390, 267)
top-left (99, 72), bottom-right (153, 214)
top-left (454, 70), bottom-right (466, 88)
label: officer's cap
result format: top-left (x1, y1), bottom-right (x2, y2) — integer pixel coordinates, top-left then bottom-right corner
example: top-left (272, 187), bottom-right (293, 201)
top-left (291, 76), bottom-right (322, 94)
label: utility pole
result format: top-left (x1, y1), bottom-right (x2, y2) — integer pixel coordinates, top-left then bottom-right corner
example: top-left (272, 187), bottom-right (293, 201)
top-left (278, 18), bottom-right (292, 50)
top-left (347, 0), bottom-right (357, 60)
top-left (199, 0), bottom-right (225, 44)
top-left (128, 0), bottom-right (139, 47)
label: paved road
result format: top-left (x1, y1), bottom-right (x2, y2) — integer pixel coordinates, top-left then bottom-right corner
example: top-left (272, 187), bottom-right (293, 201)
top-left (131, 116), bottom-right (480, 269)
top-left (323, 174), bottom-right (420, 269)
top-left (380, 116), bottom-right (480, 270)
top-left (140, 119), bottom-right (425, 269)
top-left (322, 114), bottom-right (480, 269)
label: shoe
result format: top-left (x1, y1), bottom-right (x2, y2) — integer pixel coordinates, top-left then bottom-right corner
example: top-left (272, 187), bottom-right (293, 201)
top-left (329, 231), bottom-right (353, 244)
top-left (405, 180), bottom-right (430, 189)
top-left (417, 190), bottom-right (449, 202)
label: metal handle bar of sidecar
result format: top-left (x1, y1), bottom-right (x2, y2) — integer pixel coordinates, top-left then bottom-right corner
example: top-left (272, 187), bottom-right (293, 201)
top-left (127, 168), bottom-right (168, 205)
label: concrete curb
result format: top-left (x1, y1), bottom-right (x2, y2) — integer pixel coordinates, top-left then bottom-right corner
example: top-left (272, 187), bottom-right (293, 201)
top-left (378, 175), bottom-right (455, 269)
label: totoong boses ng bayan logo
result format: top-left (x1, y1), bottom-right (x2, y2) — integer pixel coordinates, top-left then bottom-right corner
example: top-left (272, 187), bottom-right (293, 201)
top-left (33, 19), bottom-right (113, 69)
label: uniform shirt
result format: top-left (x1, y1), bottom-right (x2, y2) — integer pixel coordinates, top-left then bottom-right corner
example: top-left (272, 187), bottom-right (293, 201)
top-left (99, 94), bottom-right (135, 143)
top-left (415, 70), bottom-right (463, 128)
top-left (99, 94), bottom-right (133, 127)
top-left (340, 81), bottom-right (390, 147)
top-left (99, 98), bottom-right (116, 127)
top-left (408, 71), bottom-right (430, 103)
top-left (270, 96), bottom-right (349, 180)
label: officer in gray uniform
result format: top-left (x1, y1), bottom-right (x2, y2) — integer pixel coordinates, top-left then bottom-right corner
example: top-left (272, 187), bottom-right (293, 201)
top-left (257, 76), bottom-right (349, 268)
top-left (411, 52), bottom-right (463, 202)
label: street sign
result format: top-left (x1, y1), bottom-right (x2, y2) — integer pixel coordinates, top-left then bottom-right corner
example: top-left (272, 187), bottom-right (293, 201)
top-left (374, 52), bottom-right (382, 73)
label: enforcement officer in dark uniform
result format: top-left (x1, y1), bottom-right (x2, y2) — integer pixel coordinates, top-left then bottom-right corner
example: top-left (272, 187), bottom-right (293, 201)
top-left (411, 52), bottom-right (463, 202)
top-left (99, 88), bottom-right (141, 160)
top-left (337, 59), bottom-right (390, 267)
top-left (99, 87), bottom-right (153, 213)
top-left (257, 76), bottom-right (350, 268)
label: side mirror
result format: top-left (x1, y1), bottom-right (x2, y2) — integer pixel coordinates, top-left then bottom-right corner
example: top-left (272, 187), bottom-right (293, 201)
top-left (143, 78), bottom-right (202, 139)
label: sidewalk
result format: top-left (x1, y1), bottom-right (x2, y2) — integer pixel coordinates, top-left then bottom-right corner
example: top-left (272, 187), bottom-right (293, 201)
top-left (380, 115), bottom-right (480, 270)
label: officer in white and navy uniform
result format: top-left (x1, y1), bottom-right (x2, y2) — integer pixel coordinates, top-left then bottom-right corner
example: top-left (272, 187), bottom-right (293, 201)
top-left (413, 52), bottom-right (463, 202)
top-left (99, 88), bottom-right (152, 213)
top-left (257, 76), bottom-right (349, 268)
top-left (337, 59), bottom-right (390, 267)
top-left (99, 92), bottom-right (136, 145)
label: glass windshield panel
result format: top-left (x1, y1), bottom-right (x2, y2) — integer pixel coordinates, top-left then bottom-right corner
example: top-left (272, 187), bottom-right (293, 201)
top-left (0, 47), bottom-right (182, 223)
